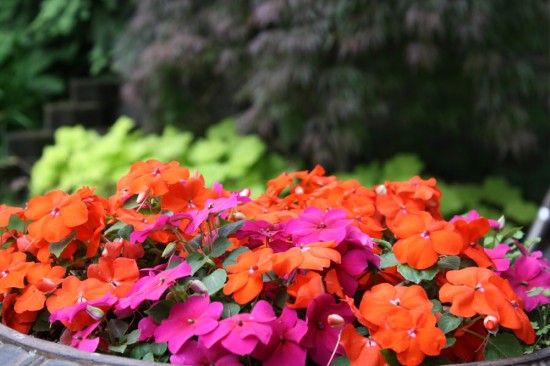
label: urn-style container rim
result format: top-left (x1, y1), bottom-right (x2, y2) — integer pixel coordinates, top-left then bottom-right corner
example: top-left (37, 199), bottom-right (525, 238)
top-left (0, 322), bottom-right (549, 366)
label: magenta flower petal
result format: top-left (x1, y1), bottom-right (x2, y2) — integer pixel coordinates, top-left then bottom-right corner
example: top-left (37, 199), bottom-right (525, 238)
top-left (154, 295), bottom-right (223, 353)
top-left (117, 260), bottom-right (191, 310)
top-left (285, 207), bottom-right (351, 245)
top-left (170, 340), bottom-right (242, 366)
top-left (138, 316), bottom-right (158, 341)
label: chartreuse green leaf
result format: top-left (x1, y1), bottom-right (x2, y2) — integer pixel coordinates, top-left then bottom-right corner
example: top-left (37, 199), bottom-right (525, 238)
top-left (437, 313), bottom-right (463, 334)
top-left (484, 333), bottom-right (523, 360)
top-left (202, 269), bottom-right (227, 295)
top-left (397, 264), bottom-right (438, 284)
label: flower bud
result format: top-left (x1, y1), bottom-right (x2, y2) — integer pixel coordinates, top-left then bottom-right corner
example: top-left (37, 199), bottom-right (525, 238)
top-left (86, 305), bottom-right (104, 321)
top-left (35, 278), bottom-right (57, 294)
top-left (375, 185), bottom-right (387, 195)
top-left (188, 280), bottom-right (208, 294)
top-left (162, 242), bottom-right (177, 258)
top-left (136, 191), bottom-right (148, 204)
top-left (483, 315), bottom-right (499, 334)
top-left (327, 314), bottom-right (345, 329)
top-left (497, 215), bottom-right (506, 231)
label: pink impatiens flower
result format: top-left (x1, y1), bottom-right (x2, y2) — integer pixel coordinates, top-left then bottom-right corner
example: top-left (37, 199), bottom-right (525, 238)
top-left (154, 295), bottom-right (223, 353)
top-left (502, 252), bottom-right (550, 311)
top-left (60, 321), bottom-right (101, 352)
top-left (117, 260), bottom-right (191, 310)
top-left (302, 294), bottom-right (355, 365)
top-left (170, 340), bottom-right (242, 366)
top-left (484, 244), bottom-right (511, 274)
top-left (251, 307), bottom-right (308, 366)
top-left (201, 300), bottom-right (276, 355)
top-left (284, 207), bottom-right (352, 245)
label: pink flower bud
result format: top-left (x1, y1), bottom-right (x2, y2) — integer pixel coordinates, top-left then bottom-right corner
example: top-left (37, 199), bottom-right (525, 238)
top-left (327, 314), bottom-right (345, 329)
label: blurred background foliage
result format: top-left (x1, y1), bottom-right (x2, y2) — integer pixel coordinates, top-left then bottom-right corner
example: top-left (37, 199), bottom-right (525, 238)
top-left (0, 0), bottom-right (548, 225)
top-left (0, 0), bottom-right (131, 148)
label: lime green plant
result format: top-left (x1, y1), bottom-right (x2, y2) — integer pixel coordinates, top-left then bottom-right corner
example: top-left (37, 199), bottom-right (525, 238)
top-left (30, 117), bottom-right (290, 197)
top-left (337, 154), bottom-right (538, 225)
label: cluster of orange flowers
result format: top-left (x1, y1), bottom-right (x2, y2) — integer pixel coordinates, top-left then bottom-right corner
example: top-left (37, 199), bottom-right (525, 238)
top-left (0, 160), bottom-right (539, 365)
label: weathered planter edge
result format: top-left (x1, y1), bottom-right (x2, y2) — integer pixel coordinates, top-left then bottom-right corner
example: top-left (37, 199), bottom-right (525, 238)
top-left (0, 322), bottom-right (161, 365)
top-left (0, 321), bottom-right (549, 365)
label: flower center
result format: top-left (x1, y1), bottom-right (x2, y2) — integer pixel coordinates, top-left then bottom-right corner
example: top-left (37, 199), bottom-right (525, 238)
top-left (407, 328), bottom-right (416, 338)
top-left (390, 298), bottom-right (400, 306)
top-left (249, 265), bottom-right (258, 274)
top-left (420, 230), bottom-right (430, 239)
top-left (474, 283), bottom-right (485, 292)
top-left (50, 207), bottom-right (60, 217)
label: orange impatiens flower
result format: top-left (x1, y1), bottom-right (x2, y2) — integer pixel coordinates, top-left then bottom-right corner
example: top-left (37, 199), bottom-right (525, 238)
top-left (340, 324), bottom-right (386, 366)
top-left (2, 293), bottom-right (37, 334)
top-left (271, 240), bottom-right (341, 275)
top-left (453, 217), bottom-right (494, 268)
top-left (46, 276), bottom-right (110, 314)
top-left (391, 211), bottom-right (462, 269)
top-left (161, 175), bottom-right (218, 213)
top-left (286, 271), bottom-right (325, 309)
top-left (15, 263), bottom-right (66, 313)
top-left (0, 204), bottom-right (23, 227)
top-left (25, 190), bottom-right (88, 243)
top-left (373, 308), bottom-right (446, 366)
top-left (0, 247), bottom-right (32, 294)
top-left (223, 248), bottom-right (273, 304)
top-left (87, 257), bottom-right (139, 298)
top-left (359, 283), bottom-right (433, 329)
top-left (439, 267), bottom-right (498, 318)
top-left (114, 160), bottom-right (190, 204)
top-left (487, 276), bottom-right (535, 344)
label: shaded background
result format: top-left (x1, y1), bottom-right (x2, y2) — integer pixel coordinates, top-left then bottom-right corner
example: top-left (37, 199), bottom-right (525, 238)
top-left (0, 0), bottom-right (548, 228)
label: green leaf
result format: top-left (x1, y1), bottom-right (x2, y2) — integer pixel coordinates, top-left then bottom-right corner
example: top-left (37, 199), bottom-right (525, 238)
top-left (145, 300), bottom-right (174, 323)
top-left (108, 319), bottom-right (129, 340)
top-left (188, 234), bottom-right (204, 250)
top-left (150, 342), bottom-right (168, 356)
top-left (332, 356), bottom-right (351, 366)
top-left (218, 220), bottom-right (246, 237)
top-left (48, 230), bottom-right (77, 258)
top-left (126, 329), bottom-right (140, 345)
top-left (202, 269), bottom-right (227, 295)
top-left (108, 344), bottom-right (127, 353)
top-left (431, 299), bottom-right (443, 314)
top-left (130, 343), bottom-right (151, 359)
top-left (380, 349), bottom-right (401, 366)
top-left (210, 237), bottom-right (232, 258)
top-left (142, 352), bottom-right (155, 361)
top-left (444, 337), bottom-right (456, 348)
top-left (222, 303), bottom-right (240, 318)
top-left (372, 238), bottom-right (393, 250)
top-left (484, 333), bottom-right (523, 360)
top-left (437, 256), bottom-right (461, 270)
top-left (186, 252), bottom-right (209, 275)
top-left (223, 247), bottom-right (251, 269)
top-left (437, 313), bottom-right (463, 334)
top-left (397, 264), bottom-right (438, 284)
top-left (380, 252), bottom-right (398, 268)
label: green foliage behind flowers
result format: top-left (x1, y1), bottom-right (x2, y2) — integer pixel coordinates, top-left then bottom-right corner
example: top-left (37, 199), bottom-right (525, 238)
top-left (29, 117), bottom-right (291, 197)
top-left (337, 153), bottom-right (538, 225)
